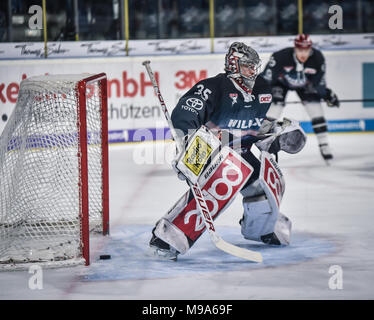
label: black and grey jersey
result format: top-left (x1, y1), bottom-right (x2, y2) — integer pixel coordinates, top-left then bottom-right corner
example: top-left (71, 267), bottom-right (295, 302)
top-left (171, 73), bottom-right (272, 135)
top-left (260, 47), bottom-right (327, 98)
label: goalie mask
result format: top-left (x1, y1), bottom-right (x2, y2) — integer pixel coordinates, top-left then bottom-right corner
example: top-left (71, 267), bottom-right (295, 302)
top-left (225, 42), bottom-right (262, 92)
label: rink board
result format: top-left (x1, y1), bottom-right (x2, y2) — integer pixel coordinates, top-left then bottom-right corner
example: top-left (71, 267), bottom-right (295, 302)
top-left (105, 118), bottom-right (374, 144)
top-left (1, 49), bottom-right (374, 136)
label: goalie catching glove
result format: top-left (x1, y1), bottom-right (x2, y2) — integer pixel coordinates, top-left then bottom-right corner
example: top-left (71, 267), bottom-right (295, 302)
top-left (255, 118), bottom-right (307, 154)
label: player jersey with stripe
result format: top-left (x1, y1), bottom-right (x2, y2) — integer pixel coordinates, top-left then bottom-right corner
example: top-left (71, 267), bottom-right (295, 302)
top-left (260, 47), bottom-right (327, 98)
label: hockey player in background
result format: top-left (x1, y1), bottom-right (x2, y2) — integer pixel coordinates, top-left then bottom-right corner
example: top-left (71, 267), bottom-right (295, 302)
top-left (261, 34), bottom-right (340, 164)
top-left (149, 42), bottom-right (306, 261)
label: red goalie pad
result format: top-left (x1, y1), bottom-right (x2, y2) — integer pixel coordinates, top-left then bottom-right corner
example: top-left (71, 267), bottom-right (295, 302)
top-left (169, 146), bottom-right (253, 245)
top-left (259, 151), bottom-right (285, 209)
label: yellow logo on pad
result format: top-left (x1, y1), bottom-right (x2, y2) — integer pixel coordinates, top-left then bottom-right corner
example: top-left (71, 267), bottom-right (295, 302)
top-left (183, 136), bottom-right (212, 176)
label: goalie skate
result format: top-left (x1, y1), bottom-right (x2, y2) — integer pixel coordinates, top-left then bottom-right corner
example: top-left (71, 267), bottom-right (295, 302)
top-left (149, 232), bottom-right (179, 261)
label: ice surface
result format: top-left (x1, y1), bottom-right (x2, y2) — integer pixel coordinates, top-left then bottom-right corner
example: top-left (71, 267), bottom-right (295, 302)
top-left (0, 133), bottom-right (373, 299)
top-left (81, 225), bottom-right (336, 282)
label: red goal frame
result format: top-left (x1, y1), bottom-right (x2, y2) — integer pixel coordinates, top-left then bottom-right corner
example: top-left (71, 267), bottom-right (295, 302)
top-left (77, 73), bottom-right (109, 266)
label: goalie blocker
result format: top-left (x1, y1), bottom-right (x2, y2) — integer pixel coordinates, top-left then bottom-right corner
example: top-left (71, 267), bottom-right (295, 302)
top-left (151, 126), bottom-right (293, 259)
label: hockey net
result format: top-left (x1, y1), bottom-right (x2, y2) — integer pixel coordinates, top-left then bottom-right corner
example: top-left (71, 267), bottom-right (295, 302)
top-left (0, 73), bottom-right (109, 270)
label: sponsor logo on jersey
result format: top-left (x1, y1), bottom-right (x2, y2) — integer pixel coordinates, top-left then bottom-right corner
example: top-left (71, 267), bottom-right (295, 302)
top-left (181, 97), bottom-right (204, 114)
top-left (181, 105), bottom-right (198, 114)
top-left (283, 66), bottom-right (294, 72)
top-left (183, 136), bottom-right (212, 176)
top-left (304, 67), bottom-right (317, 74)
top-left (227, 118), bottom-right (263, 129)
top-left (185, 97), bottom-right (204, 110)
top-left (229, 93), bottom-right (238, 106)
top-left (259, 94), bottom-right (272, 103)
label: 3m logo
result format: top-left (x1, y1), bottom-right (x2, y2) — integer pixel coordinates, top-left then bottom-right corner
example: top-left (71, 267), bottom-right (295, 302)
top-left (184, 136), bottom-right (212, 176)
top-left (259, 94), bottom-right (272, 103)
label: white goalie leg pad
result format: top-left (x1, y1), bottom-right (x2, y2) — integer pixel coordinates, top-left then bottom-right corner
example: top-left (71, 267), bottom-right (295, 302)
top-left (153, 218), bottom-right (190, 254)
top-left (273, 212), bottom-right (292, 245)
top-left (241, 194), bottom-right (275, 241)
top-left (240, 180), bottom-right (292, 245)
top-left (153, 193), bottom-right (192, 254)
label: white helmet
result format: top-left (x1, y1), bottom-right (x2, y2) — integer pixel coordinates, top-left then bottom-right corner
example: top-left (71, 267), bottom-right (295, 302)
top-left (225, 42), bottom-right (261, 92)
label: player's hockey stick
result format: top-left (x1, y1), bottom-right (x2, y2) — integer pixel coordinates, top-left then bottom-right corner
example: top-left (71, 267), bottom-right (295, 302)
top-left (286, 99), bottom-right (374, 104)
top-left (142, 60), bottom-right (263, 263)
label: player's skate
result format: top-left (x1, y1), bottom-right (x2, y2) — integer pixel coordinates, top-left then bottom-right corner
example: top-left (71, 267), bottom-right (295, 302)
top-left (319, 143), bottom-right (333, 165)
top-left (149, 232), bottom-right (179, 261)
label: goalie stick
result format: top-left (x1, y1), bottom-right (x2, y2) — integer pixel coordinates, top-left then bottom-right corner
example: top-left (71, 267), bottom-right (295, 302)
top-left (142, 60), bottom-right (263, 263)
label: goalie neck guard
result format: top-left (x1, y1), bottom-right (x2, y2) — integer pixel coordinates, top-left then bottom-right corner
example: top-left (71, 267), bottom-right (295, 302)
top-left (225, 42), bottom-right (262, 93)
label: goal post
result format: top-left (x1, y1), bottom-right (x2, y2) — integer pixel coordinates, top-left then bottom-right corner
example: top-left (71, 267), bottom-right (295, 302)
top-left (77, 73), bottom-right (109, 266)
top-left (0, 73), bottom-right (109, 269)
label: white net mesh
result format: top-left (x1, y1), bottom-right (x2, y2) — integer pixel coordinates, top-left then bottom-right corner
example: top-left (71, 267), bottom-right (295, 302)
top-left (0, 74), bottom-right (107, 269)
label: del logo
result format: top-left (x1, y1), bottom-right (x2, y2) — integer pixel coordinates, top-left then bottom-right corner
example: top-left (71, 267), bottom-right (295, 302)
top-left (183, 136), bottom-right (212, 176)
top-left (259, 94), bottom-right (272, 103)
top-left (229, 93), bottom-right (238, 105)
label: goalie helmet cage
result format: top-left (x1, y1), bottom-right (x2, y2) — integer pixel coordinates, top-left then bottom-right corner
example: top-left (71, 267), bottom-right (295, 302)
top-left (0, 73), bottom-right (109, 270)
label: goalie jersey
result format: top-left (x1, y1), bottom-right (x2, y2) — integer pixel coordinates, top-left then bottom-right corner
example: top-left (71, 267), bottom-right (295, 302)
top-left (171, 73), bottom-right (273, 135)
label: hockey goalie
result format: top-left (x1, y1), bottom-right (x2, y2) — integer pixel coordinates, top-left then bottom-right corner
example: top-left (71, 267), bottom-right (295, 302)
top-left (149, 42), bottom-right (307, 261)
